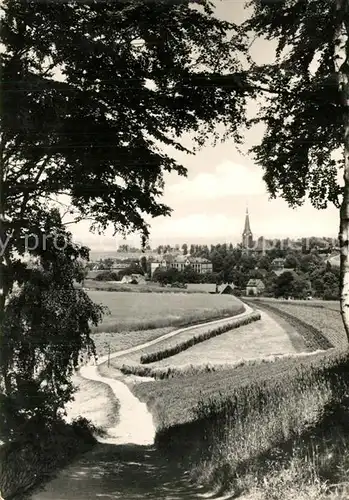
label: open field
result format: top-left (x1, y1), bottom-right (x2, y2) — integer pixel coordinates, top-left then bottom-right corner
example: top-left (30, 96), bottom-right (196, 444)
top-left (88, 290), bottom-right (244, 333)
top-left (252, 298), bottom-right (346, 348)
top-left (139, 309), bottom-right (259, 363)
top-left (250, 297), bottom-right (340, 311)
top-left (97, 309), bottom-right (259, 376)
top-left (147, 310), bottom-right (307, 368)
top-left (116, 299), bottom-right (349, 498)
top-left (130, 348), bottom-right (341, 428)
top-left (116, 309), bottom-right (308, 378)
top-left (111, 301), bottom-right (330, 380)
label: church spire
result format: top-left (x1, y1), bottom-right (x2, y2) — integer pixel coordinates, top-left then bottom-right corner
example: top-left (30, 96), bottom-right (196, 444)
top-left (242, 208), bottom-right (253, 249)
top-left (244, 208), bottom-right (251, 234)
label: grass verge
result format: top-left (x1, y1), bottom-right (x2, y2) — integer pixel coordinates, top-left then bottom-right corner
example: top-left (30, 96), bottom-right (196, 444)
top-left (92, 327), bottom-right (174, 358)
top-left (120, 350), bottom-right (327, 380)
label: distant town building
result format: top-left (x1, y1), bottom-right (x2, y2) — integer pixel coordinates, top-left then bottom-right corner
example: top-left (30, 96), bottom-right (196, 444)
top-left (271, 258), bottom-right (286, 271)
top-left (272, 267), bottom-right (296, 277)
top-left (271, 258), bottom-right (296, 277)
top-left (254, 236), bottom-right (266, 254)
top-left (111, 262), bottom-right (133, 270)
top-left (150, 255), bottom-right (213, 276)
top-left (121, 274), bottom-right (146, 285)
top-left (220, 284), bottom-right (236, 295)
top-left (246, 278), bottom-right (265, 296)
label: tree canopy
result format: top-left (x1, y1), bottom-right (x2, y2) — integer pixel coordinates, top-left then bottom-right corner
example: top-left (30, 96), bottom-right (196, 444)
top-left (1, 0), bottom-right (250, 244)
top-left (0, 0), bottom-right (253, 440)
top-left (0, 209), bottom-right (105, 441)
top-left (245, 0), bottom-right (349, 334)
top-left (246, 0), bottom-right (344, 210)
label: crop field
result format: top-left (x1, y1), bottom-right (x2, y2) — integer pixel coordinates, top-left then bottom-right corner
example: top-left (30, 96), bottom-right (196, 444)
top-left (129, 348), bottom-right (349, 497)
top-left (130, 348), bottom-right (339, 428)
top-left (87, 291), bottom-right (243, 333)
top-left (115, 309), bottom-right (306, 378)
top-left (98, 298), bottom-right (349, 497)
top-left (97, 312), bottom-right (259, 374)
top-left (146, 310), bottom-right (307, 368)
top-left (253, 299), bottom-right (346, 348)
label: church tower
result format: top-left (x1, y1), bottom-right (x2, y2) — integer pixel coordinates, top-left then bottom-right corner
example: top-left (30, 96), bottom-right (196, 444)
top-left (242, 208), bottom-right (253, 249)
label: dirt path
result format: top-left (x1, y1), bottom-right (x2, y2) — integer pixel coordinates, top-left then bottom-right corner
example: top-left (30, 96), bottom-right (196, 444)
top-left (31, 307), bottom-right (255, 500)
top-left (79, 364), bottom-right (155, 446)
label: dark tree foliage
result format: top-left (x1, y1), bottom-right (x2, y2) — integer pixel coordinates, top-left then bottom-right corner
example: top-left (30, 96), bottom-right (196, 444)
top-left (245, 0), bottom-right (349, 336)
top-left (0, 0), bottom-right (252, 440)
top-left (1, 0), bottom-right (249, 241)
top-left (0, 210), bottom-right (106, 441)
top-left (246, 0), bottom-right (343, 210)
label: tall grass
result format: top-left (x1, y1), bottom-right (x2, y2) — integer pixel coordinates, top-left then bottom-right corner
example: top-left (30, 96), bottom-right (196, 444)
top-left (154, 350), bottom-right (349, 498)
top-left (120, 350), bottom-right (328, 380)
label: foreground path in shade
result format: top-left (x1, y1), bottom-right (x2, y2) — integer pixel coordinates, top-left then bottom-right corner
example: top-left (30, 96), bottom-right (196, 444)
top-left (30, 307), bottom-right (256, 500)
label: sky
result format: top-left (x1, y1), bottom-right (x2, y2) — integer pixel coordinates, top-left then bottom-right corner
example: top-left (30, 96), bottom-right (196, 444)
top-left (68, 0), bottom-right (340, 252)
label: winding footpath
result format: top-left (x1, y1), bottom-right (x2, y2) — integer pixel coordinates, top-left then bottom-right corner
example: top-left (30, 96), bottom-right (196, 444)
top-left (30, 304), bottom-right (253, 500)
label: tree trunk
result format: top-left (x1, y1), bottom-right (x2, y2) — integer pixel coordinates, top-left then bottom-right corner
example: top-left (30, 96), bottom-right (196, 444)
top-left (339, 179), bottom-right (349, 339)
top-left (336, 0), bottom-right (349, 339)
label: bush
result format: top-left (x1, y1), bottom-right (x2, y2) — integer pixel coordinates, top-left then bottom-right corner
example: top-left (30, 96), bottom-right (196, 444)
top-left (95, 271), bottom-right (119, 281)
top-left (0, 418), bottom-right (97, 499)
top-left (140, 310), bottom-right (261, 364)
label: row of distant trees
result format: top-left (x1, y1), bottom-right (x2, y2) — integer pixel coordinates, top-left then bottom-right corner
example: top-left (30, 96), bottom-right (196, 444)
top-left (115, 237), bottom-right (338, 256)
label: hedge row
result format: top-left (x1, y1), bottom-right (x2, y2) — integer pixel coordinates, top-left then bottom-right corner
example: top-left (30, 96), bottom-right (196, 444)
top-left (250, 300), bottom-right (334, 351)
top-left (0, 417), bottom-right (97, 500)
top-left (140, 310), bottom-right (261, 364)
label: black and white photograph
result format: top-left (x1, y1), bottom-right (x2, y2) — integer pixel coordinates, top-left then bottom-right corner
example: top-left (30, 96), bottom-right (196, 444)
top-left (1, 0), bottom-right (349, 498)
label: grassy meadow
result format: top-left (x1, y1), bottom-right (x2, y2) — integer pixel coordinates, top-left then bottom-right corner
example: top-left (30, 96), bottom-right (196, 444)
top-left (92, 327), bottom-right (175, 358)
top-left (97, 311), bottom-right (260, 376)
top-left (115, 309), bottom-right (307, 378)
top-left (129, 348), bottom-right (349, 499)
top-left (88, 290), bottom-right (243, 333)
top-left (84, 279), bottom-right (206, 293)
top-left (89, 291), bottom-right (349, 497)
top-left (110, 300), bottom-right (348, 499)
top-left (143, 309), bottom-right (307, 368)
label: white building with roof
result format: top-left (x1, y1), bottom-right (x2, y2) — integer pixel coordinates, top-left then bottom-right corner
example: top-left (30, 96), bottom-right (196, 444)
top-left (150, 254), bottom-right (212, 277)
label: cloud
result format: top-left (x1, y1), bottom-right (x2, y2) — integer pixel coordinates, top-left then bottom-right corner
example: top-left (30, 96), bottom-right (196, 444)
top-left (151, 213), bottom-right (240, 239)
top-left (167, 160), bottom-right (267, 200)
